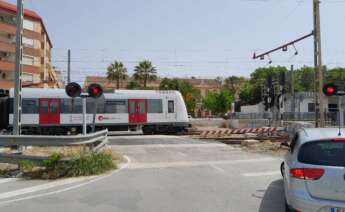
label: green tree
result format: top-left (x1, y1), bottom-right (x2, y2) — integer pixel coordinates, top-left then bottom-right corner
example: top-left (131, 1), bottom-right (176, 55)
top-left (238, 81), bottom-right (258, 105)
top-left (178, 80), bottom-right (201, 113)
top-left (106, 61), bottom-right (128, 89)
top-left (325, 67), bottom-right (345, 86)
top-left (238, 66), bottom-right (287, 105)
top-left (159, 78), bottom-right (180, 90)
top-left (223, 76), bottom-right (246, 94)
top-left (126, 81), bottom-right (141, 89)
top-left (203, 89), bottom-right (234, 114)
top-left (133, 60), bottom-right (157, 88)
top-left (293, 66), bottom-right (314, 92)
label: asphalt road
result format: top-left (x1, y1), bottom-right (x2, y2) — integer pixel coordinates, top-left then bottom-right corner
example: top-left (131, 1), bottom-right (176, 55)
top-left (0, 135), bottom-right (285, 212)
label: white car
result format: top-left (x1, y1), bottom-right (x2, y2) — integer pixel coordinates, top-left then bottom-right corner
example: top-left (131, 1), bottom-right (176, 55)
top-left (282, 128), bottom-right (345, 212)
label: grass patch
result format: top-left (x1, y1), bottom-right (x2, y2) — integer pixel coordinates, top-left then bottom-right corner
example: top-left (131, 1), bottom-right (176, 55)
top-left (21, 150), bottom-right (117, 179)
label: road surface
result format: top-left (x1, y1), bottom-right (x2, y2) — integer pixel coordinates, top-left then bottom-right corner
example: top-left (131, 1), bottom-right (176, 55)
top-left (0, 135), bottom-right (285, 212)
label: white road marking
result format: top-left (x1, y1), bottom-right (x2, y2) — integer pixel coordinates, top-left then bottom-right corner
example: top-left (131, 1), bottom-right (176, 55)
top-left (242, 171), bottom-right (281, 177)
top-left (209, 164), bottom-right (225, 173)
top-left (127, 157), bottom-right (277, 169)
top-left (0, 178), bottom-right (19, 185)
top-left (110, 135), bottom-right (179, 139)
top-left (176, 152), bottom-right (187, 157)
top-left (0, 155), bottom-right (131, 206)
top-left (114, 143), bottom-right (230, 149)
top-left (0, 176), bottom-right (97, 200)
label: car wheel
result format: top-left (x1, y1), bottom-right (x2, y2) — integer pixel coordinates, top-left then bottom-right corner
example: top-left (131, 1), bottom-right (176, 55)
top-left (280, 162), bottom-right (285, 178)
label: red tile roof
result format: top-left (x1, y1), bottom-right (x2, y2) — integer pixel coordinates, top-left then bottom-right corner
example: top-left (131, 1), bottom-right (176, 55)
top-left (0, 0), bottom-right (53, 47)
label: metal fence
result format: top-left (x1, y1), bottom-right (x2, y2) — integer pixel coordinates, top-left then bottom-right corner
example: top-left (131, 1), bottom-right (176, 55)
top-left (230, 112), bottom-right (344, 127)
top-left (0, 129), bottom-right (108, 164)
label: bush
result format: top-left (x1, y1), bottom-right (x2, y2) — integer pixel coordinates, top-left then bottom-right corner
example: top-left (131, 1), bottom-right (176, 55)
top-left (22, 151), bottom-right (116, 179)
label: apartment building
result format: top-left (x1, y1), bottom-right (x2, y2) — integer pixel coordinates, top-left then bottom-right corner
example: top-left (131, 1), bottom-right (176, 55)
top-left (0, 0), bottom-right (63, 89)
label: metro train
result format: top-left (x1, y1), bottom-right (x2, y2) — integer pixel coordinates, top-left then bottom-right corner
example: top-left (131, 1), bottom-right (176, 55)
top-left (0, 88), bottom-right (191, 135)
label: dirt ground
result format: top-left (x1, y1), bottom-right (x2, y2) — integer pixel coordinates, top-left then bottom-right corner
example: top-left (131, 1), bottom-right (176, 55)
top-left (241, 140), bottom-right (288, 157)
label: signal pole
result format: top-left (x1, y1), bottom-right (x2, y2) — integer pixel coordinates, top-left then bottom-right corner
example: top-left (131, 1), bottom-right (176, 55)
top-left (13, 0), bottom-right (24, 135)
top-left (67, 49), bottom-right (71, 84)
top-left (313, 0), bottom-right (325, 127)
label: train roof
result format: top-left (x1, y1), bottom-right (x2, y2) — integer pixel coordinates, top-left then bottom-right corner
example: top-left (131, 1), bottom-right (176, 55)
top-left (9, 88), bottom-right (181, 99)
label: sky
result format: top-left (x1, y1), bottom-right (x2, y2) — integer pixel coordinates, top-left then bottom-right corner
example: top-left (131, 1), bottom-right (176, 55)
top-left (7, 0), bottom-right (345, 84)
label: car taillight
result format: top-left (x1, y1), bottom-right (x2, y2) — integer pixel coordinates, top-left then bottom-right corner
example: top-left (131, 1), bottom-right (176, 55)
top-left (290, 168), bottom-right (325, 180)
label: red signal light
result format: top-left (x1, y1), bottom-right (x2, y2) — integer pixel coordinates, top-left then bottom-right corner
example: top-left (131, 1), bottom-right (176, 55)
top-left (323, 83), bottom-right (338, 96)
top-left (87, 83), bottom-right (103, 98)
top-left (326, 87), bottom-right (334, 94)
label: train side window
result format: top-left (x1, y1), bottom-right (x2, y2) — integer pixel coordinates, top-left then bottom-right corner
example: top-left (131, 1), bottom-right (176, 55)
top-left (105, 100), bottom-right (127, 113)
top-left (138, 101), bottom-right (146, 113)
top-left (87, 98), bottom-right (105, 113)
top-left (22, 99), bottom-right (38, 114)
top-left (61, 99), bottom-right (82, 114)
top-left (40, 100), bottom-right (49, 113)
top-left (148, 99), bottom-right (162, 113)
top-left (50, 101), bottom-right (59, 113)
top-left (129, 101), bottom-right (136, 113)
top-left (168, 100), bottom-right (174, 113)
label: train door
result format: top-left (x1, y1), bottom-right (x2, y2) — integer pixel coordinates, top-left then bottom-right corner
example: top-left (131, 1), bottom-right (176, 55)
top-left (128, 99), bottom-right (147, 124)
top-left (39, 99), bottom-right (61, 125)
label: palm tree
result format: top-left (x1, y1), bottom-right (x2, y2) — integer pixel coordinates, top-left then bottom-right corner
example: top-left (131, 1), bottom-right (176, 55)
top-left (133, 60), bottom-right (157, 88)
top-left (106, 61), bottom-right (128, 89)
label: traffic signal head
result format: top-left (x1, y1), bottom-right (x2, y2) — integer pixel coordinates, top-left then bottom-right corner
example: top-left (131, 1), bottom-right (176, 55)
top-left (323, 83), bottom-right (338, 96)
top-left (65, 82), bottom-right (82, 98)
top-left (88, 83), bottom-right (103, 98)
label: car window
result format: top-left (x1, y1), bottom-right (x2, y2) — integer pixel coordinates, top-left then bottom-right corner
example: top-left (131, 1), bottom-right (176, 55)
top-left (298, 140), bottom-right (345, 167)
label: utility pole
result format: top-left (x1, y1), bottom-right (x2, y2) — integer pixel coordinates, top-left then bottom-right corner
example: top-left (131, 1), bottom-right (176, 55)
top-left (67, 49), bottom-right (71, 84)
top-left (313, 0), bottom-right (325, 127)
top-left (13, 0), bottom-right (24, 135)
top-left (290, 65), bottom-right (295, 115)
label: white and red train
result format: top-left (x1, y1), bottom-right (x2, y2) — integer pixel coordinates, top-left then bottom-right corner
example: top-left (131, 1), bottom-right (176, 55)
top-left (0, 88), bottom-right (190, 135)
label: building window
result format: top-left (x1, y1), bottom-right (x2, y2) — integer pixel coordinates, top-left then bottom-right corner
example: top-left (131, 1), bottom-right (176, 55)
top-left (23, 19), bottom-right (34, 31)
top-left (22, 55), bottom-right (34, 65)
top-left (148, 99), bottom-right (162, 113)
top-left (168, 100), bottom-right (174, 113)
top-left (22, 73), bottom-right (33, 82)
top-left (308, 103), bottom-right (315, 112)
top-left (328, 104), bottom-right (338, 112)
top-left (22, 37), bottom-right (34, 48)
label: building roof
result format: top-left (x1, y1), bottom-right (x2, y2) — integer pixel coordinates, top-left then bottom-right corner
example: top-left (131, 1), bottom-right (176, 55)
top-left (0, 0), bottom-right (53, 47)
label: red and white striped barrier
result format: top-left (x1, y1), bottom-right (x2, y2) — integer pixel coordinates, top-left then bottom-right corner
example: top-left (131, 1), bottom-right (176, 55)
top-left (200, 127), bottom-right (277, 137)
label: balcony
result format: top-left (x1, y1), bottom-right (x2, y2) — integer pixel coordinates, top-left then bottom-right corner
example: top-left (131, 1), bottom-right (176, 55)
top-left (0, 60), bottom-right (41, 74)
top-left (0, 21), bottom-right (43, 42)
top-left (0, 40), bottom-right (43, 57)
